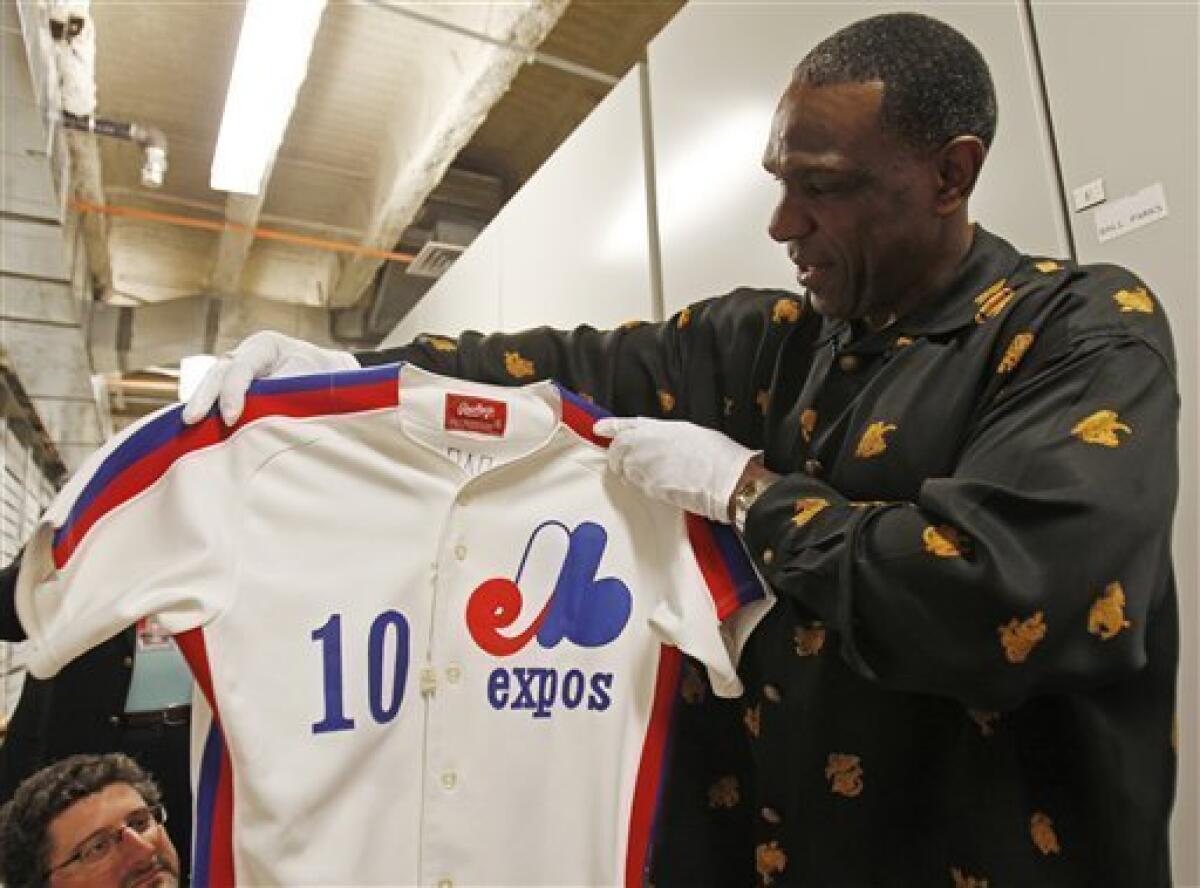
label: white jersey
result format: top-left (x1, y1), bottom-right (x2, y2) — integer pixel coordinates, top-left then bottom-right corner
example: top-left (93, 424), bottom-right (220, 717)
top-left (18, 364), bottom-right (770, 888)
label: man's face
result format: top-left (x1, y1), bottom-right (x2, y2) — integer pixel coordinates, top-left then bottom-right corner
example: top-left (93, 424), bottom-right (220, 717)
top-left (46, 783), bottom-right (180, 888)
top-left (762, 79), bottom-right (943, 324)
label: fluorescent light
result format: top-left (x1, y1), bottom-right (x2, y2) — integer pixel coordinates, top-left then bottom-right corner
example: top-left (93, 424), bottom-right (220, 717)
top-left (178, 355), bottom-right (218, 401)
top-left (210, 0), bottom-right (327, 195)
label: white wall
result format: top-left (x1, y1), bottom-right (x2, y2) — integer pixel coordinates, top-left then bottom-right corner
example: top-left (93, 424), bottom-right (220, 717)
top-left (381, 67), bottom-right (652, 347)
top-left (1032, 5), bottom-right (1199, 883)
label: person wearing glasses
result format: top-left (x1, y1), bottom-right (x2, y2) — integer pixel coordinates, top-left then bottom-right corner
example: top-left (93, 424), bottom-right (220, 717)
top-left (0, 752), bottom-right (179, 888)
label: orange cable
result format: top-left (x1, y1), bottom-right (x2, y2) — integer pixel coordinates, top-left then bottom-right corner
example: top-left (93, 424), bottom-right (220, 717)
top-left (70, 199), bottom-right (416, 263)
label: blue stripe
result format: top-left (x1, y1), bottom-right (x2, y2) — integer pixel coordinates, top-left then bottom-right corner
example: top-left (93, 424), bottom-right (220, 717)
top-left (53, 363), bottom-right (404, 552)
top-left (555, 383), bottom-right (611, 419)
top-left (191, 723), bottom-right (223, 888)
top-left (710, 523), bottom-right (765, 606)
top-left (53, 406), bottom-right (187, 551)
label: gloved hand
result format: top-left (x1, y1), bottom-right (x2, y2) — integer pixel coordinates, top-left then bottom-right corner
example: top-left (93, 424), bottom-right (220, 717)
top-left (593, 417), bottom-right (760, 523)
top-left (180, 331), bottom-right (359, 426)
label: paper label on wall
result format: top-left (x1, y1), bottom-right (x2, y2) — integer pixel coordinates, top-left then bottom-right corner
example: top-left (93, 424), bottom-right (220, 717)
top-left (1094, 183), bottom-right (1169, 243)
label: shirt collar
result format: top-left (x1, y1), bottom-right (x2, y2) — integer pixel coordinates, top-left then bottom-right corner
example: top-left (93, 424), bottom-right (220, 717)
top-left (813, 225), bottom-right (1024, 351)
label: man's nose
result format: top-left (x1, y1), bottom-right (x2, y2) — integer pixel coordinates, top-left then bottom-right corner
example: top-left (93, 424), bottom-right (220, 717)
top-left (768, 195), bottom-right (816, 243)
top-left (113, 823), bottom-right (158, 860)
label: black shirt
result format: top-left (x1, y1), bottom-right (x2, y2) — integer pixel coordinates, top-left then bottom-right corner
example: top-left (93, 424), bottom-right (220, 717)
top-left (365, 226), bottom-right (1178, 886)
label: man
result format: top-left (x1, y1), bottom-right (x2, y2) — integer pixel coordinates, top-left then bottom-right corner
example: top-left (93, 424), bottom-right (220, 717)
top-left (0, 752), bottom-right (180, 888)
top-left (184, 11), bottom-right (1179, 886)
top-left (0, 557), bottom-right (193, 883)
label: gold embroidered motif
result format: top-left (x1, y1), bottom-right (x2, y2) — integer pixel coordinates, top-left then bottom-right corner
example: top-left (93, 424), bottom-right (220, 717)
top-left (997, 332), bottom-right (1035, 374)
top-left (680, 663), bottom-right (706, 704)
top-left (800, 408), bottom-right (817, 442)
top-left (1030, 812), bottom-right (1061, 855)
top-left (950, 867), bottom-right (990, 888)
top-left (792, 498), bottom-right (830, 528)
top-left (1113, 286), bottom-right (1154, 314)
top-left (968, 709), bottom-right (999, 737)
top-left (849, 500), bottom-right (889, 508)
top-left (707, 775), bottom-right (740, 809)
top-left (1035, 259), bottom-right (1061, 273)
top-left (619, 318), bottom-right (647, 330)
top-left (923, 524), bottom-right (968, 558)
top-left (504, 351), bottom-right (535, 379)
top-left (855, 421), bottom-right (897, 458)
top-left (1071, 410), bottom-right (1132, 447)
top-left (424, 335), bottom-right (458, 352)
top-left (1088, 581), bottom-right (1132, 640)
top-left (999, 612), bottom-right (1047, 664)
top-left (576, 392), bottom-right (594, 404)
top-left (744, 703), bottom-right (761, 738)
top-left (974, 278), bottom-right (1016, 322)
top-left (772, 297), bottom-right (802, 324)
top-left (756, 841), bottom-right (788, 885)
top-left (825, 753), bottom-right (864, 798)
top-left (794, 623), bottom-right (826, 657)
top-left (658, 390), bottom-right (676, 414)
top-left (894, 335), bottom-right (914, 348)
top-left (756, 389), bottom-right (770, 415)
top-left (677, 307), bottom-right (692, 328)
top-left (724, 397), bottom-right (735, 416)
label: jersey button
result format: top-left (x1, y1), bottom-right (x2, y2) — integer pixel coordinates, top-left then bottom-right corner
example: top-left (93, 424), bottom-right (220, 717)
top-left (762, 684), bottom-right (783, 703)
top-left (446, 665), bottom-right (462, 684)
top-left (441, 771), bottom-right (458, 790)
top-left (837, 353), bottom-right (862, 373)
top-left (761, 549), bottom-right (774, 565)
top-left (123, 655), bottom-right (134, 668)
top-left (454, 544), bottom-right (468, 561)
top-left (804, 458), bottom-right (823, 476)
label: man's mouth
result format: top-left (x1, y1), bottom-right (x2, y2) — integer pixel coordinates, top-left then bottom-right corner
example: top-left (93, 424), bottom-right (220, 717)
top-left (123, 862), bottom-right (173, 888)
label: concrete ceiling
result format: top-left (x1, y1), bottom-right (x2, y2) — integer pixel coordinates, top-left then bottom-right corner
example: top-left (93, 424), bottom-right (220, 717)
top-left (1, 0), bottom-right (684, 470)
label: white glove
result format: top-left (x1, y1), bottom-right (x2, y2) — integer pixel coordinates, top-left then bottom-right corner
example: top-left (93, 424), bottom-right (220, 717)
top-left (180, 331), bottom-right (359, 426)
top-left (593, 417), bottom-right (759, 523)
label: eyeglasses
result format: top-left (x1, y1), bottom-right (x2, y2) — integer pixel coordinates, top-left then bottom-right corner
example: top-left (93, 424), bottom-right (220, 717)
top-left (46, 804), bottom-right (168, 876)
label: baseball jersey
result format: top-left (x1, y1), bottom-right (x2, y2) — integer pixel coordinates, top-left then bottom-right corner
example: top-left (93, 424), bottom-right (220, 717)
top-left (17, 363), bottom-right (770, 887)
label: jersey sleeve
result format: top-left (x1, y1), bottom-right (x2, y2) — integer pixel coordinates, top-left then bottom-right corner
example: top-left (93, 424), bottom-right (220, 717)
top-left (648, 513), bottom-right (773, 698)
top-left (16, 405), bottom-right (244, 679)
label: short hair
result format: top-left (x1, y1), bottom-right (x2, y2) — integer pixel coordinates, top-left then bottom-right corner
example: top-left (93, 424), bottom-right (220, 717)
top-left (0, 753), bottom-right (162, 888)
top-left (795, 12), bottom-right (997, 151)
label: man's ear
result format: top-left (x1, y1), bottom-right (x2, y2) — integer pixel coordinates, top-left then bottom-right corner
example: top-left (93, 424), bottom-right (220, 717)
top-left (933, 135), bottom-right (986, 216)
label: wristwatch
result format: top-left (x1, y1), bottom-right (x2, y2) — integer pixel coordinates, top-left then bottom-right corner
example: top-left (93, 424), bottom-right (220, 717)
top-left (732, 471), bottom-right (775, 534)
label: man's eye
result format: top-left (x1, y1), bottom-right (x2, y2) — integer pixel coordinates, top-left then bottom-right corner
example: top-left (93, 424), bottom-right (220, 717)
top-left (79, 833), bottom-right (117, 862)
top-left (127, 812), bottom-right (153, 831)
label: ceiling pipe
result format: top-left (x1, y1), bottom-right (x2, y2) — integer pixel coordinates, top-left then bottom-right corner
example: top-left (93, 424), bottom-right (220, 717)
top-left (59, 111), bottom-right (168, 188)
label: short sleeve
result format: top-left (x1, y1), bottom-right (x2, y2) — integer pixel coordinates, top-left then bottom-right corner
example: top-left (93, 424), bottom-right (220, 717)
top-left (16, 405), bottom-right (243, 678)
top-left (649, 513), bottom-right (773, 698)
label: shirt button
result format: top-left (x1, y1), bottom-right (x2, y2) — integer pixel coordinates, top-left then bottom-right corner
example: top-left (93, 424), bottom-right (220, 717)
top-left (838, 353), bottom-right (862, 373)
top-left (761, 806), bottom-right (783, 825)
top-left (804, 458), bottom-right (823, 476)
top-left (454, 544), bottom-right (468, 561)
top-left (123, 655), bottom-right (134, 668)
top-left (761, 548), bottom-right (774, 565)
top-left (762, 684), bottom-right (782, 703)
top-left (446, 665), bottom-right (462, 684)
top-left (109, 715), bottom-right (120, 727)
top-left (441, 771), bottom-right (458, 790)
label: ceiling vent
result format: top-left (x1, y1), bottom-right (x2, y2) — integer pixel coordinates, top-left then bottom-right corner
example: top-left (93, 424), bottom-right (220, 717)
top-left (405, 220), bottom-right (478, 279)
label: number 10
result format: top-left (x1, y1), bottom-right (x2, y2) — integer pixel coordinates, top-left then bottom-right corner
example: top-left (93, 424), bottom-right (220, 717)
top-left (311, 611), bottom-right (411, 734)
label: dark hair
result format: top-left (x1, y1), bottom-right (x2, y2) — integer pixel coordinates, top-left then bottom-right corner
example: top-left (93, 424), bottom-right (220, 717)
top-left (795, 12), bottom-right (997, 151)
top-left (0, 753), bottom-right (162, 888)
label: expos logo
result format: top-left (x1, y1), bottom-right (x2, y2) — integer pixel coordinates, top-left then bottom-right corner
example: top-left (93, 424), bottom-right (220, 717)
top-left (467, 520), bottom-right (632, 718)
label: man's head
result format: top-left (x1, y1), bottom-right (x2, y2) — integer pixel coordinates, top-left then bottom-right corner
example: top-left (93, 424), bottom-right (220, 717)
top-left (0, 753), bottom-right (180, 888)
top-left (762, 13), bottom-right (997, 324)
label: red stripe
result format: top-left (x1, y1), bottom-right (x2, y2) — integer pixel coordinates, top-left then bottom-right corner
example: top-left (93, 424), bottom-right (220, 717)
top-left (560, 399), bottom-right (610, 447)
top-left (624, 645), bottom-right (682, 888)
top-left (53, 380), bottom-right (398, 568)
top-left (175, 630), bottom-right (236, 886)
top-left (684, 513), bottom-right (740, 620)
